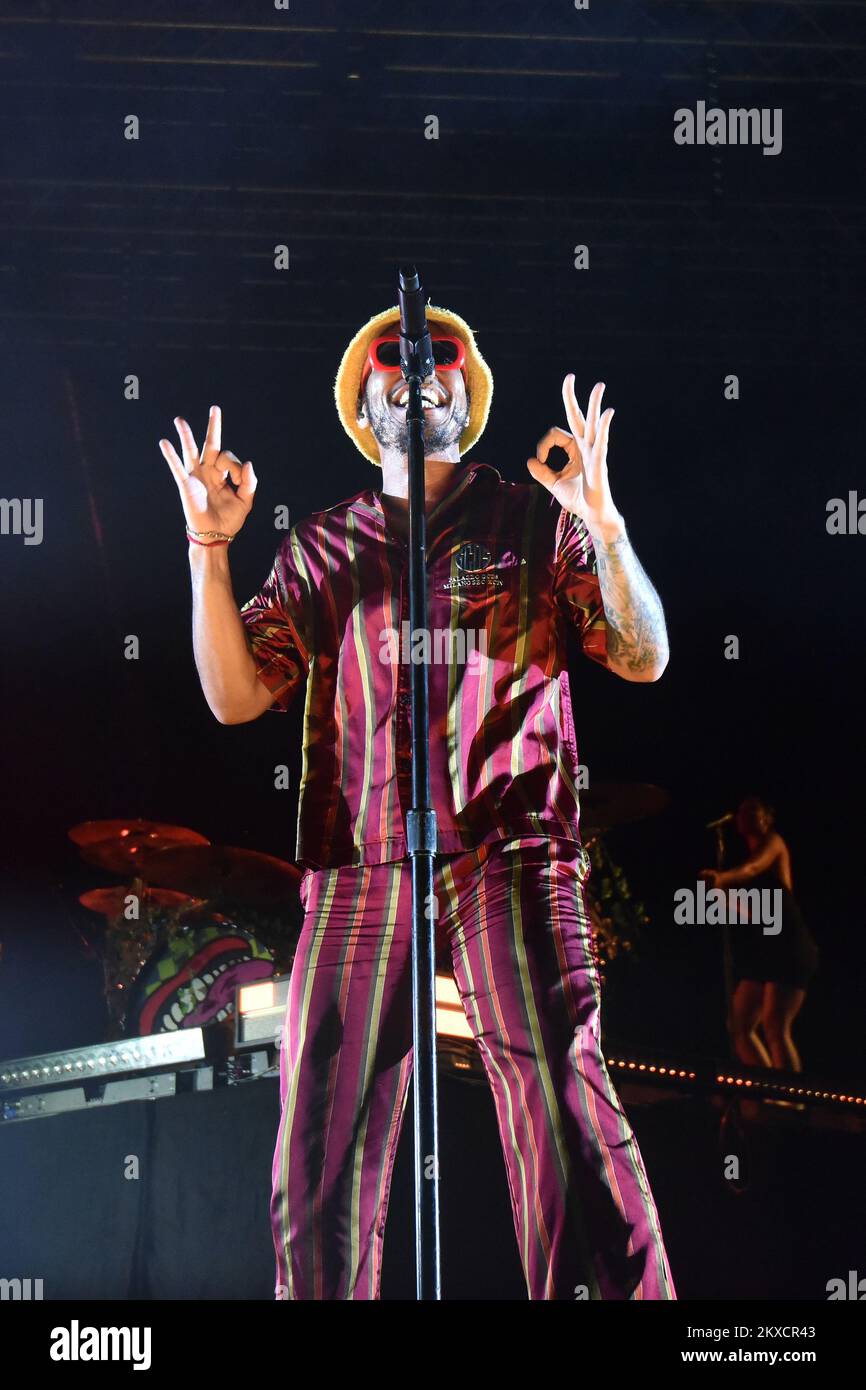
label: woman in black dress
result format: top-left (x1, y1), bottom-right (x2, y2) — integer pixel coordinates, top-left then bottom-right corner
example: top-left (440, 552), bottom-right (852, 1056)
top-left (701, 796), bottom-right (819, 1072)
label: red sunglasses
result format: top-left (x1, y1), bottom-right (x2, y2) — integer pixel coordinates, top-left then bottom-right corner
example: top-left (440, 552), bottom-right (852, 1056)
top-left (363, 333), bottom-right (466, 384)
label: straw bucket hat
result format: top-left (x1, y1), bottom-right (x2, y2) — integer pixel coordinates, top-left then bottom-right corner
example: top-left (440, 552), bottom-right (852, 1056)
top-left (334, 303), bottom-right (494, 466)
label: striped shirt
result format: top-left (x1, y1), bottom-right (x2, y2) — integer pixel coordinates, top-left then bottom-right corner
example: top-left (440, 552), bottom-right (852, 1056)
top-left (239, 462), bottom-right (611, 869)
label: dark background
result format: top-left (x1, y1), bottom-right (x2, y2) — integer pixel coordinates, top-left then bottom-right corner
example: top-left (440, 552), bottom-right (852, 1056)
top-left (0, 0), bottom-right (863, 1081)
top-left (3, 1076), bottom-right (864, 1302)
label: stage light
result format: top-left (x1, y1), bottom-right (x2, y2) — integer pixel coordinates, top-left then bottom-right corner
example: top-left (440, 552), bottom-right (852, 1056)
top-left (233, 973), bottom-right (475, 1046)
top-left (435, 974), bottom-right (472, 1040)
top-left (238, 981), bottom-right (277, 1015)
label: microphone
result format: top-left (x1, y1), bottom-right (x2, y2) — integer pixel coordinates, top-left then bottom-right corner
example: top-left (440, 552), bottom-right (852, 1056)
top-left (705, 812), bottom-right (735, 830)
top-left (398, 265), bottom-right (434, 382)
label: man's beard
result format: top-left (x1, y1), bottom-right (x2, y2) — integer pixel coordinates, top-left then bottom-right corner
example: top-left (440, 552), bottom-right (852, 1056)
top-left (365, 392), bottom-right (468, 455)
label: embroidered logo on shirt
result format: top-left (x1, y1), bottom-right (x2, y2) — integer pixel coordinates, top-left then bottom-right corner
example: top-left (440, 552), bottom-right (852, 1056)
top-left (442, 539), bottom-right (520, 593)
top-left (455, 542), bottom-right (492, 572)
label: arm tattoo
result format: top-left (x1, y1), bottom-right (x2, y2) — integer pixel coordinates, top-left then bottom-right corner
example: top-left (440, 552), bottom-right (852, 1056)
top-left (592, 532), bottom-right (669, 678)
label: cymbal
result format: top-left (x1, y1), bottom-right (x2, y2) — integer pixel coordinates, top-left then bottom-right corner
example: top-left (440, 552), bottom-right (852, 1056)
top-left (579, 782), bottom-right (670, 836)
top-left (131, 844), bottom-right (301, 908)
top-left (79, 886), bottom-right (204, 917)
top-left (69, 819), bottom-right (210, 874)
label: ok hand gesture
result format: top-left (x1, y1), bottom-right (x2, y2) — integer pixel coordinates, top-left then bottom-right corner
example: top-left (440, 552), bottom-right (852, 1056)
top-left (527, 378), bottom-right (624, 544)
top-left (160, 405), bottom-right (257, 538)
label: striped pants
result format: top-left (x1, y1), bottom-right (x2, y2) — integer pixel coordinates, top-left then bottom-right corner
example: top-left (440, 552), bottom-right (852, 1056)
top-left (271, 835), bottom-right (676, 1300)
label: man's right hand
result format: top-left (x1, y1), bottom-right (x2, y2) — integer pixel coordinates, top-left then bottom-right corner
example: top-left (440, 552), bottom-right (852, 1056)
top-left (163, 405), bottom-right (274, 723)
top-left (160, 405), bottom-right (257, 538)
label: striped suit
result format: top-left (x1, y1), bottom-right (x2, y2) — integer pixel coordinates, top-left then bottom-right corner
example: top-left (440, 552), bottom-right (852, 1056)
top-left (241, 462), bottom-right (675, 1299)
top-left (238, 464), bottom-right (613, 869)
top-left (271, 836), bottom-right (675, 1300)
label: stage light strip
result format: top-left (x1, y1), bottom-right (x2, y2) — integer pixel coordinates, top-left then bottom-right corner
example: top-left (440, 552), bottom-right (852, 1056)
top-left (605, 1056), bottom-right (866, 1108)
top-left (0, 1029), bottom-right (205, 1093)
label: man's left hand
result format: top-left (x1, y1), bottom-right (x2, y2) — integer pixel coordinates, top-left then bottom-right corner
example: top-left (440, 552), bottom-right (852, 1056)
top-left (527, 377), bottom-right (626, 544)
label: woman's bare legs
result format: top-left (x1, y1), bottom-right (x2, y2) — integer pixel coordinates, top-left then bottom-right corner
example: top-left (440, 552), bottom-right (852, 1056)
top-left (761, 983), bottom-right (807, 1071)
top-left (730, 980), bottom-right (773, 1067)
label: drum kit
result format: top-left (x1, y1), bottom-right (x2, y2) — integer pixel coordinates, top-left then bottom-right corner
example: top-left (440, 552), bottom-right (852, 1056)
top-left (579, 782), bottom-right (670, 974)
top-left (69, 783), bottom-right (669, 1040)
top-left (69, 818), bottom-right (302, 1039)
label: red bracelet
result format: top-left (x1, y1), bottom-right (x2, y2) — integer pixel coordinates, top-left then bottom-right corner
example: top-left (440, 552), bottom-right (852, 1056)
top-left (187, 533), bottom-right (230, 547)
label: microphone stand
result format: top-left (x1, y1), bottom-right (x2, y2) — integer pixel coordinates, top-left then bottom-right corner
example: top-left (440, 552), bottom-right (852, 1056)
top-left (709, 816), bottom-right (751, 1193)
top-left (710, 820), bottom-right (736, 1061)
top-left (397, 265), bottom-right (441, 1300)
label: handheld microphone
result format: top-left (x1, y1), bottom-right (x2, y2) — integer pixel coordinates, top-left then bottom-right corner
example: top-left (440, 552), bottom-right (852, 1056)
top-left (398, 265), bottom-right (434, 382)
top-left (705, 812), bottom-right (735, 830)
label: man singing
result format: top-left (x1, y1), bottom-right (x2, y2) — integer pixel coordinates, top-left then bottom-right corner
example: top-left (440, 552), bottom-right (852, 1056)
top-left (160, 302), bottom-right (676, 1300)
